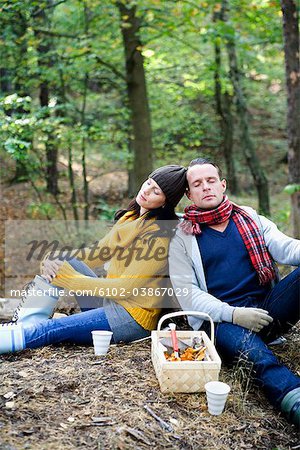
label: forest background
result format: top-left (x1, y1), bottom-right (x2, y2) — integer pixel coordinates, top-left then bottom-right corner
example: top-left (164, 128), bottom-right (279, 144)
top-left (0, 0), bottom-right (299, 296)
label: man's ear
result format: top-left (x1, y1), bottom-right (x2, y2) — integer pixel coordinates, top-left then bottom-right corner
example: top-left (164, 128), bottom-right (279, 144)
top-left (221, 178), bottom-right (227, 193)
top-left (186, 189), bottom-right (192, 200)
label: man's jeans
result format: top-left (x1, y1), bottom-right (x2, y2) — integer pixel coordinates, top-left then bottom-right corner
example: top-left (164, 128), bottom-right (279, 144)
top-left (213, 267), bottom-right (300, 408)
top-left (23, 259), bottom-right (149, 349)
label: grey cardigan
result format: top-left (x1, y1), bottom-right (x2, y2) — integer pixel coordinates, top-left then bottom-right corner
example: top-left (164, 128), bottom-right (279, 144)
top-left (168, 206), bottom-right (300, 330)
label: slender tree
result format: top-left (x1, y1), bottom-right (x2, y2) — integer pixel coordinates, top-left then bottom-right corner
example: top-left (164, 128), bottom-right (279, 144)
top-left (222, 0), bottom-right (270, 215)
top-left (280, 0), bottom-right (300, 238)
top-left (0, 69), bottom-right (12, 94)
top-left (117, 1), bottom-right (153, 195)
top-left (12, 10), bottom-right (31, 181)
top-left (33, 3), bottom-right (59, 195)
top-left (81, 2), bottom-right (91, 221)
top-left (213, 6), bottom-right (238, 194)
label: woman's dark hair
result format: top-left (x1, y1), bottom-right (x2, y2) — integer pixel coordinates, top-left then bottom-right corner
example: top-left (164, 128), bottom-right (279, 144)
top-left (114, 199), bottom-right (179, 237)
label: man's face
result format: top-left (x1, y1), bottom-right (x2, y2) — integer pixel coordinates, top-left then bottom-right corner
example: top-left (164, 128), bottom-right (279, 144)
top-left (186, 164), bottom-right (226, 210)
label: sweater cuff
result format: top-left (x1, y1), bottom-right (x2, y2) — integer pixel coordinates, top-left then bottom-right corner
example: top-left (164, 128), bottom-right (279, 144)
top-left (221, 303), bottom-right (235, 323)
top-left (53, 261), bottom-right (84, 289)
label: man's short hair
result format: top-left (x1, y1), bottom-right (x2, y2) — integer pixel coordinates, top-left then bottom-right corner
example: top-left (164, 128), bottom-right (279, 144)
top-left (188, 157), bottom-right (223, 179)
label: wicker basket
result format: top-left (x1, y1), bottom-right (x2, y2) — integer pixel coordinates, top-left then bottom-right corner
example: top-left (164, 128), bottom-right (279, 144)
top-left (151, 311), bottom-right (221, 393)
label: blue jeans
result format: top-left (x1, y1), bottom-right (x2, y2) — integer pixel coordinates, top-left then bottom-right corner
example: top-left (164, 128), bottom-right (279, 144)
top-left (24, 259), bottom-right (149, 349)
top-left (24, 308), bottom-right (111, 348)
top-left (209, 267), bottom-right (300, 408)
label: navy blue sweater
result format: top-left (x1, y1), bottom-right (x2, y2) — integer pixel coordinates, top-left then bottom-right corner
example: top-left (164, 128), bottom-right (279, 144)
top-left (196, 219), bottom-right (271, 305)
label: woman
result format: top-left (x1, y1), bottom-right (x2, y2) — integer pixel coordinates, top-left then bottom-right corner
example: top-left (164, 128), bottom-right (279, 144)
top-left (0, 165), bottom-right (187, 354)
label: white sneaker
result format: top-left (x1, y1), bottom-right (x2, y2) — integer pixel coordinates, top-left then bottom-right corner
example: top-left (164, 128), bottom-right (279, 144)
top-left (11, 275), bottom-right (60, 325)
top-left (0, 322), bottom-right (25, 354)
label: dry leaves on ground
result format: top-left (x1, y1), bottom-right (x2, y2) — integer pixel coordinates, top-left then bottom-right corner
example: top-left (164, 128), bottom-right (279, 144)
top-left (0, 329), bottom-right (299, 450)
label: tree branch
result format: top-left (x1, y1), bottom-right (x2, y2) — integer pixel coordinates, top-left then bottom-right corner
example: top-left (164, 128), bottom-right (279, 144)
top-left (32, 0), bottom-right (68, 17)
top-left (32, 27), bottom-right (81, 39)
top-left (94, 56), bottom-right (126, 81)
top-left (145, 24), bottom-right (205, 55)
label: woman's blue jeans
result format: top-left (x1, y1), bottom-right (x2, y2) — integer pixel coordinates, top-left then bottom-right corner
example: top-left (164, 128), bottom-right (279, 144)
top-left (24, 259), bottom-right (112, 349)
top-left (24, 308), bottom-right (111, 348)
top-left (23, 258), bottom-right (150, 349)
top-left (212, 267), bottom-right (300, 409)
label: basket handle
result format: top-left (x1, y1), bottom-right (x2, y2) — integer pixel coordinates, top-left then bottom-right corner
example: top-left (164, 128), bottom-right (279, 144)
top-left (157, 311), bottom-right (215, 343)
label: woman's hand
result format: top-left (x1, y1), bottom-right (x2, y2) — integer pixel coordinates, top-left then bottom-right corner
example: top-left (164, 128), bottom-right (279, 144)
top-left (41, 258), bottom-right (64, 283)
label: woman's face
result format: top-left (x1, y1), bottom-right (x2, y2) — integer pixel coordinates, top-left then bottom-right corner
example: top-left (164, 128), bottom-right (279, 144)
top-left (136, 178), bottom-right (166, 212)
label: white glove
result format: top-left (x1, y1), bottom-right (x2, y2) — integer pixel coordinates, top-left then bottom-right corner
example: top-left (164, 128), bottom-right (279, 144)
top-left (233, 307), bottom-right (273, 333)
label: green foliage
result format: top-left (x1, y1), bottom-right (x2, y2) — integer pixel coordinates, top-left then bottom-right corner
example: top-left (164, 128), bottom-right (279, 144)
top-left (0, 94), bottom-right (59, 179)
top-left (26, 201), bottom-right (56, 219)
top-left (0, 0), bottom-right (291, 209)
top-left (284, 184), bottom-right (300, 195)
top-left (4, 138), bottom-right (31, 156)
top-left (96, 199), bottom-right (118, 220)
top-left (272, 208), bottom-right (290, 233)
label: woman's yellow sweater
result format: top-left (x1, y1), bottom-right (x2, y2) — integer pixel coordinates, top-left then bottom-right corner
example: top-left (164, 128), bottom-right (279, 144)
top-left (53, 212), bottom-right (170, 330)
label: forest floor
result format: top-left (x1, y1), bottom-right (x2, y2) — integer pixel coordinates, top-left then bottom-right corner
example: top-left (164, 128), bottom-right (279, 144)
top-left (0, 165), bottom-right (299, 449)
top-left (0, 328), bottom-right (299, 450)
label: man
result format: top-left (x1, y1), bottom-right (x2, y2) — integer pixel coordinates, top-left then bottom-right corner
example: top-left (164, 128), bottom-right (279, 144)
top-left (169, 157), bottom-right (300, 427)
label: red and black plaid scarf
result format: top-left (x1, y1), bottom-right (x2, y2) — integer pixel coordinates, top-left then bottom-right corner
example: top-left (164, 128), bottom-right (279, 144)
top-left (181, 196), bottom-right (276, 285)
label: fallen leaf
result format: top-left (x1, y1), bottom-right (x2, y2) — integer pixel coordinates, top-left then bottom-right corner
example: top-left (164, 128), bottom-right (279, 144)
top-left (169, 417), bottom-right (179, 426)
top-left (3, 391), bottom-right (15, 399)
top-left (91, 416), bottom-right (116, 426)
top-left (124, 427), bottom-right (151, 446)
top-left (18, 370), bottom-right (30, 378)
top-left (22, 428), bottom-right (36, 435)
top-left (92, 416), bottom-right (113, 423)
top-left (5, 401), bottom-right (15, 409)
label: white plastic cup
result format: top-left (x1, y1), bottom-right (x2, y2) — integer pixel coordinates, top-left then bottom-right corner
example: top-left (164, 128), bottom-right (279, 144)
top-left (91, 330), bottom-right (113, 356)
top-left (205, 381), bottom-right (231, 415)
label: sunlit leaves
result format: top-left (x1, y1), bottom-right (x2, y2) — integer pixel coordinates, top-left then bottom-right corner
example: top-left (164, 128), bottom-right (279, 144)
top-left (284, 184), bottom-right (300, 195)
top-left (4, 138), bottom-right (31, 155)
top-left (0, 0), bottom-right (287, 177)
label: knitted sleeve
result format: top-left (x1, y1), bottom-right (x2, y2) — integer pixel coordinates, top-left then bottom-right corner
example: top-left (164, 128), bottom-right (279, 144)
top-left (40, 212), bottom-right (139, 273)
top-left (53, 235), bottom-right (169, 303)
top-left (39, 227), bottom-right (114, 272)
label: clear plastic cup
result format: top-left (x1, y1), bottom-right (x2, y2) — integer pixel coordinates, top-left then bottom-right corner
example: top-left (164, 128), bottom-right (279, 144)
top-left (205, 381), bottom-right (231, 415)
top-left (91, 330), bottom-right (113, 356)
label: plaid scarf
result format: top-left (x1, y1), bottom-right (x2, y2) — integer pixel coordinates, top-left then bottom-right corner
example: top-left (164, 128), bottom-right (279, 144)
top-left (181, 196), bottom-right (276, 285)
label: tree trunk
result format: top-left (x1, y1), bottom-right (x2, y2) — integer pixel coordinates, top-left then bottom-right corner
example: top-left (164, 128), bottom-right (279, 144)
top-left (35, 4), bottom-right (59, 195)
top-left (13, 11), bottom-right (30, 181)
top-left (213, 9), bottom-right (238, 194)
top-left (223, 0), bottom-right (270, 215)
top-left (57, 68), bottom-right (79, 221)
top-left (117, 1), bottom-right (153, 195)
top-left (0, 68), bottom-right (12, 94)
top-left (39, 79), bottom-right (59, 195)
top-left (45, 135), bottom-right (59, 195)
top-left (280, 0), bottom-right (300, 238)
top-left (81, 3), bottom-right (90, 222)
top-left (68, 139), bottom-right (79, 221)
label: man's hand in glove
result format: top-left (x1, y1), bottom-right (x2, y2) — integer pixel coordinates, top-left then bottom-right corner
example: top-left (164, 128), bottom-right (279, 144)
top-left (233, 307), bottom-right (273, 333)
